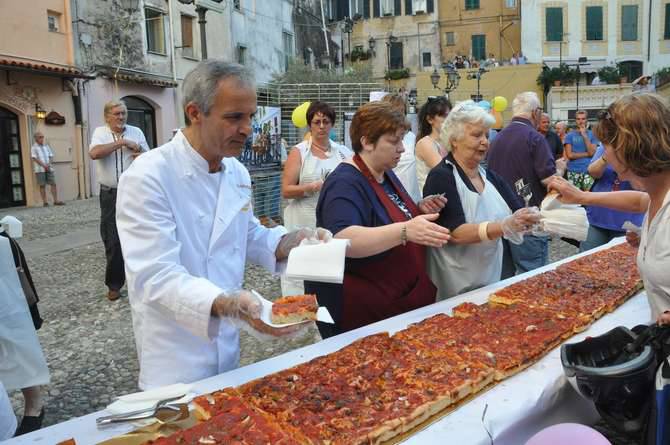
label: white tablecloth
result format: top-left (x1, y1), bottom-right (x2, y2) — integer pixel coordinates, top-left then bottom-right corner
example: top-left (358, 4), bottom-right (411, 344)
top-left (8, 239), bottom-right (651, 444)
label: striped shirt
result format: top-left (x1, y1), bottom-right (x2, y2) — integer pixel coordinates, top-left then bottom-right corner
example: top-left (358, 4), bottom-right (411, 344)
top-left (30, 143), bottom-right (53, 173)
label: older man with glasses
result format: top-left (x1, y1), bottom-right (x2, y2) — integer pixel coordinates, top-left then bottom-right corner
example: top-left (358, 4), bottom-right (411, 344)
top-left (487, 92), bottom-right (557, 273)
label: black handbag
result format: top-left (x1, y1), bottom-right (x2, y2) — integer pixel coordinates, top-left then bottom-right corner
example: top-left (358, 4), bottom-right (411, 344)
top-left (8, 237), bottom-right (38, 307)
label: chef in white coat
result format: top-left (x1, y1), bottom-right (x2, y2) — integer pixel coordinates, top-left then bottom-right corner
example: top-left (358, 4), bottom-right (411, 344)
top-left (117, 60), bottom-right (329, 390)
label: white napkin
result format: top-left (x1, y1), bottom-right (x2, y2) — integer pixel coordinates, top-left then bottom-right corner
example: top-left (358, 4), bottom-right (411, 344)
top-left (104, 383), bottom-right (194, 427)
top-left (285, 238), bottom-right (349, 284)
top-left (252, 290), bottom-right (334, 327)
top-left (539, 194), bottom-right (589, 241)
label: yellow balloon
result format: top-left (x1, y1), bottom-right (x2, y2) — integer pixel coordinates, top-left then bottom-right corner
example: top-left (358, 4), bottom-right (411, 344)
top-left (292, 101), bottom-right (311, 128)
top-left (492, 96), bottom-right (508, 113)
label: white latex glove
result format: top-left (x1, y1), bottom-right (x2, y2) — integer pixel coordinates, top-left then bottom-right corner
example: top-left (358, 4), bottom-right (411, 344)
top-left (212, 290), bottom-right (303, 339)
top-left (501, 207), bottom-right (541, 245)
top-left (276, 227), bottom-right (333, 259)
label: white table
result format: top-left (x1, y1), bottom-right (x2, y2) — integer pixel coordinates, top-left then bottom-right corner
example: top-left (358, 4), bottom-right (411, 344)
top-left (8, 239), bottom-right (650, 444)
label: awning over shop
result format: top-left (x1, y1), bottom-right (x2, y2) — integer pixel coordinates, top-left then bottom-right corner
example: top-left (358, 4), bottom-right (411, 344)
top-left (0, 55), bottom-right (93, 79)
top-left (96, 65), bottom-right (177, 88)
top-left (543, 58), bottom-right (608, 73)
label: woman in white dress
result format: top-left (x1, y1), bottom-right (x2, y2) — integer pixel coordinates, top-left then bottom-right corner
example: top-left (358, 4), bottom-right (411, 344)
top-left (415, 96), bottom-right (451, 194)
top-left (548, 93), bottom-right (670, 324)
top-left (281, 101), bottom-right (352, 295)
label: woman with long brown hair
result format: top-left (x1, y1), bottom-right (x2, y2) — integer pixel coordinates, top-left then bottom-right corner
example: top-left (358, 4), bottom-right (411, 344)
top-left (548, 93), bottom-right (670, 324)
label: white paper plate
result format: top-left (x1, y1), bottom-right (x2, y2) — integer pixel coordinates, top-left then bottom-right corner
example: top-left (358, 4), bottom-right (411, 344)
top-left (252, 290), bottom-right (335, 327)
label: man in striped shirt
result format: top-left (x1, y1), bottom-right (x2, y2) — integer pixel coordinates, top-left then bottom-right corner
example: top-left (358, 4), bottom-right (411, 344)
top-left (30, 132), bottom-right (64, 206)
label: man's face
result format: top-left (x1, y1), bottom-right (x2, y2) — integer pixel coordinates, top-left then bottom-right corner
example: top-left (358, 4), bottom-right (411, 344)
top-left (193, 77), bottom-right (256, 159)
top-left (34, 134), bottom-right (45, 144)
top-left (538, 116), bottom-right (550, 133)
top-left (105, 106), bottom-right (127, 131)
top-left (575, 113), bottom-right (587, 129)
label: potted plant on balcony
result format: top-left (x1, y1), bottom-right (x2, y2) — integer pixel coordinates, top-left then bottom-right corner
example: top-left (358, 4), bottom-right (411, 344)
top-left (597, 64), bottom-right (625, 85)
top-left (557, 63), bottom-right (578, 86)
top-left (655, 67), bottom-right (670, 88)
top-left (384, 68), bottom-right (410, 80)
top-left (537, 66), bottom-right (560, 88)
top-left (350, 46), bottom-right (371, 62)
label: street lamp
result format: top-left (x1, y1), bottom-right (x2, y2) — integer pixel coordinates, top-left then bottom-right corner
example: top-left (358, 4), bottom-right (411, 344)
top-left (35, 104), bottom-right (47, 120)
top-left (466, 67), bottom-right (487, 102)
top-left (368, 36), bottom-right (376, 56)
top-left (565, 57), bottom-right (588, 115)
top-left (430, 66), bottom-right (460, 97)
top-left (177, 0), bottom-right (224, 59)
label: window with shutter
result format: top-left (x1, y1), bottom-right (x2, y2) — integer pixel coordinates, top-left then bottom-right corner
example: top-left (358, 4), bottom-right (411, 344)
top-left (471, 34), bottom-right (485, 60)
top-left (465, 0), bottom-right (479, 10)
top-left (621, 5), bottom-right (638, 41)
top-left (422, 52), bottom-right (432, 67)
top-left (405, 0), bottom-right (412, 14)
top-left (586, 6), bottom-right (603, 41)
top-left (373, 0), bottom-right (380, 17)
top-left (413, 0), bottom-right (427, 13)
top-left (665, 3), bottom-right (670, 39)
top-left (382, 0), bottom-right (394, 15)
top-left (180, 15), bottom-right (194, 58)
top-left (427, 0), bottom-right (433, 13)
top-left (545, 7), bottom-right (563, 41)
top-left (445, 32), bottom-right (455, 46)
top-left (390, 41), bottom-right (403, 68)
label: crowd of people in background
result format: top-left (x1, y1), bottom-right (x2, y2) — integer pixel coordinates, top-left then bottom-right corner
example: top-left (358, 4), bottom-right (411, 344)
top-left (3, 55), bottom-right (668, 439)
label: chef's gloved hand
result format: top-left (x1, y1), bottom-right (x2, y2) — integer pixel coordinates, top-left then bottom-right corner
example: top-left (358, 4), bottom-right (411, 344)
top-left (212, 289), bottom-right (261, 319)
top-left (212, 290), bottom-right (305, 339)
top-left (501, 207), bottom-right (541, 245)
top-left (275, 227), bottom-right (333, 260)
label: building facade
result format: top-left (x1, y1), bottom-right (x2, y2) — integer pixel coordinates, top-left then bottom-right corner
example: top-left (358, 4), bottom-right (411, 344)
top-left (438, 0), bottom-right (521, 64)
top-left (0, 0), bottom-right (92, 208)
top-left (325, 0), bottom-right (441, 90)
top-left (522, 0), bottom-right (670, 81)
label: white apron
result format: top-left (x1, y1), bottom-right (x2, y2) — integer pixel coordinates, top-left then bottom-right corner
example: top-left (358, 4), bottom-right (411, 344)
top-left (428, 160), bottom-right (512, 300)
top-left (281, 140), bottom-right (351, 296)
top-left (0, 236), bottom-right (50, 391)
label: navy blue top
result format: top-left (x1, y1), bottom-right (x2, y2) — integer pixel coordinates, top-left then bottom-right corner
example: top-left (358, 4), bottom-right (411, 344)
top-left (316, 163), bottom-right (411, 235)
top-left (587, 144), bottom-right (644, 231)
top-left (487, 117), bottom-right (556, 207)
top-left (424, 153), bottom-right (523, 231)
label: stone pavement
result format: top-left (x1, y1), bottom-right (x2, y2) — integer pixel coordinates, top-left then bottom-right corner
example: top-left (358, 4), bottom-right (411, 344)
top-left (0, 199), bottom-right (635, 444)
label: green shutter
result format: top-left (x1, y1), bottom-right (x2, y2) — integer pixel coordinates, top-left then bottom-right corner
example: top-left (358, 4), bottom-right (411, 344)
top-left (665, 4), bottom-right (670, 39)
top-left (621, 5), bottom-right (638, 41)
top-left (545, 7), bottom-right (563, 42)
top-left (465, 0), bottom-right (479, 10)
top-left (472, 34), bottom-right (485, 60)
top-left (586, 6), bottom-right (603, 41)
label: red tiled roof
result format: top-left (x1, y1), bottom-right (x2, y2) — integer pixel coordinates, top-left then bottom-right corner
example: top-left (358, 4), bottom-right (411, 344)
top-left (96, 65), bottom-right (178, 88)
top-left (0, 56), bottom-right (92, 78)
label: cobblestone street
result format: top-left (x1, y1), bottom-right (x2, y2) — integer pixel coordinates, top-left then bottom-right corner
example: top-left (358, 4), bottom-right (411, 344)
top-left (2, 199), bottom-right (636, 445)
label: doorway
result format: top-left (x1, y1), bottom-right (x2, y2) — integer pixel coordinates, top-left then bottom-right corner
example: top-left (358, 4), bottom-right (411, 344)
top-left (122, 96), bottom-right (157, 149)
top-left (0, 106), bottom-right (26, 208)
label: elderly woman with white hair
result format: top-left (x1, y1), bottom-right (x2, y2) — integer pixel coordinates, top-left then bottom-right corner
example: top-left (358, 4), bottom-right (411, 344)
top-left (424, 101), bottom-right (540, 300)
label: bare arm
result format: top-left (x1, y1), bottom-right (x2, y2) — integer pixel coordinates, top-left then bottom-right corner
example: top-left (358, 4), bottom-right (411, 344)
top-left (90, 140), bottom-right (121, 160)
top-left (336, 213), bottom-right (451, 258)
top-left (587, 156), bottom-right (608, 179)
top-left (547, 176), bottom-right (649, 212)
top-left (281, 147), bottom-right (320, 199)
top-left (563, 143), bottom-right (590, 160)
top-left (415, 138), bottom-right (443, 170)
top-left (581, 190), bottom-right (649, 213)
top-left (31, 157), bottom-right (49, 170)
top-left (449, 222), bottom-right (504, 245)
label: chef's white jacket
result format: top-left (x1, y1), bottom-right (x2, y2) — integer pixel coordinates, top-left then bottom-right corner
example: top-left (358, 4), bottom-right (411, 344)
top-left (116, 131), bottom-right (287, 390)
